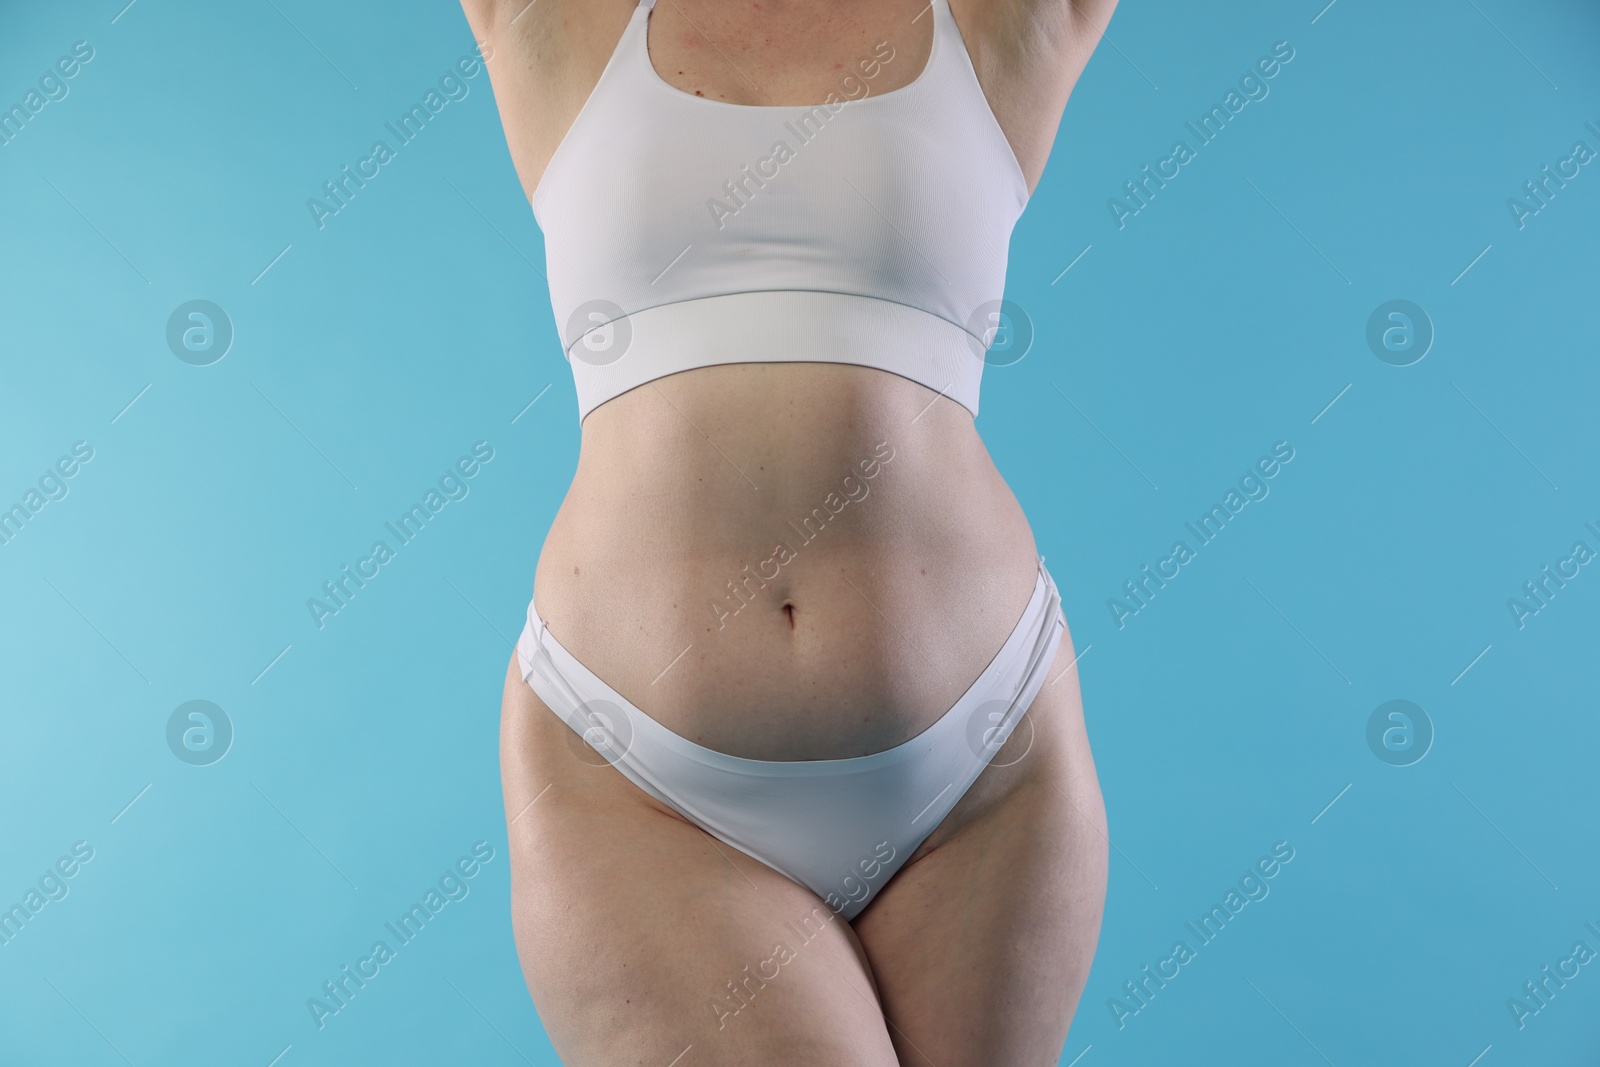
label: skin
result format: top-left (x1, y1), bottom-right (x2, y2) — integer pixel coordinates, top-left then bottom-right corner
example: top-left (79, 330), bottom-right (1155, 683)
top-left (462, 0), bottom-right (1119, 1061)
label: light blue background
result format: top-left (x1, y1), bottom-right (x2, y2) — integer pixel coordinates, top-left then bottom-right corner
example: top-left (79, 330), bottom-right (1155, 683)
top-left (2, 0), bottom-right (1597, 1064)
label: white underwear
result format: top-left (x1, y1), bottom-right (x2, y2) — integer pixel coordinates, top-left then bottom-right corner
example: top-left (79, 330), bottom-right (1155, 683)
top-left (515, 557), bottom-right (1065, 920)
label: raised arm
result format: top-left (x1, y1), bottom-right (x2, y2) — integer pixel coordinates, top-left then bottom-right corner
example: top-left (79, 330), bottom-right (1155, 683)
top-left (458, 0), bottom-right (637, 202)
top-left (955, 0), bottom-right (1121, 192)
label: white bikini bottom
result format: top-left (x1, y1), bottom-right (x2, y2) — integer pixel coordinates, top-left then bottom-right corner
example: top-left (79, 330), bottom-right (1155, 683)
top-left (514, 557), bottom-right (1066, 921)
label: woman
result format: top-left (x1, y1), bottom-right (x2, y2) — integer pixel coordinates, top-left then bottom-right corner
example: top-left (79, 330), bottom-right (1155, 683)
top-left (460, 0), bottom-right (1116, 1061)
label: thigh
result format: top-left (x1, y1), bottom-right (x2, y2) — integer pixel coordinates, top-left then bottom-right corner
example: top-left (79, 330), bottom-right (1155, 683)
top-left (497, 653), bottom-right (901, 1067)
top-left (851, 624), bottom-right (1109, 1067)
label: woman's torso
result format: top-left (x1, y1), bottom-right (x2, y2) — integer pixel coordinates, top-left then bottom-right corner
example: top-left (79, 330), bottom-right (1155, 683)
top-left (469, 0), bottom-right (1087, 760)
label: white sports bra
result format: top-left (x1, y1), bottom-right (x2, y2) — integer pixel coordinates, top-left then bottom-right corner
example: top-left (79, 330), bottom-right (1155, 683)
top-left (533, 0), bottom-right (1030, 421)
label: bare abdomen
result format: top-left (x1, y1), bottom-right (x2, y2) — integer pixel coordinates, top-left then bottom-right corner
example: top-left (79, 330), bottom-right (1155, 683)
top-left (532, 361), bottom-right (1039, 761)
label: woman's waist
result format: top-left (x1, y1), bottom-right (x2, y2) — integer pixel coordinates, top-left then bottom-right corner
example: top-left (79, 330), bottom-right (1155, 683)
top-left (531, 380), bottom-right (1039, 759)
top-left (555, 362), bottom-right (1028, 580)
top-left (537, 488), bottom-right (1036, 617)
